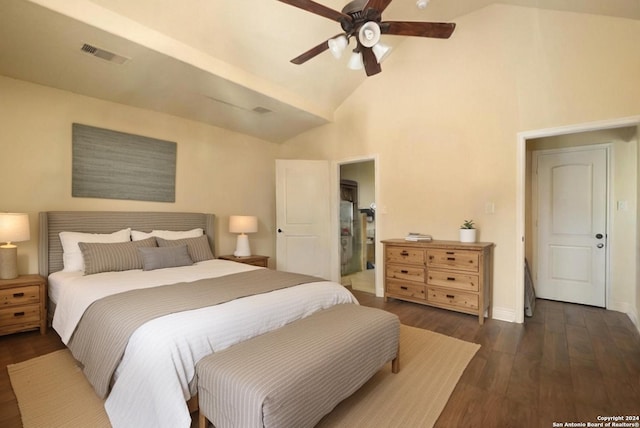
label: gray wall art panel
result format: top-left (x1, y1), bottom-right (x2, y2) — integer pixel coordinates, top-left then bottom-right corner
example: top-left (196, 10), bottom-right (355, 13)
top-left (72, 124), bottom-right (176, 202)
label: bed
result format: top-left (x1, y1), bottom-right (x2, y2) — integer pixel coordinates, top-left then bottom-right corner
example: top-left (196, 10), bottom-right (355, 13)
top-left (38, 211), bottom-right (358, 428)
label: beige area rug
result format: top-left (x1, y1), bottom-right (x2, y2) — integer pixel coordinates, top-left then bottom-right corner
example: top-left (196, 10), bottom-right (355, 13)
top-left (8, 325), bottom-right (479, 428)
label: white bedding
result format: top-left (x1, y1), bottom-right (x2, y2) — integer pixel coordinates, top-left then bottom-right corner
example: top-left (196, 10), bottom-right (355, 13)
top-left (50, 260), bottom-right (358, 428)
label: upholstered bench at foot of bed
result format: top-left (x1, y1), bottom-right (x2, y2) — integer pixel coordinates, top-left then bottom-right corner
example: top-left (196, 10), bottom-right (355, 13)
top-left (196, 303), bottom-right (400, 428)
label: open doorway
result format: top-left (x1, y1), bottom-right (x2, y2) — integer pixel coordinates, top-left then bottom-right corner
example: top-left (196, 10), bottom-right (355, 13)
top-left (339, 159), bottom-right (376, 294)
top-left (517, 119), bottom-right (639, 324)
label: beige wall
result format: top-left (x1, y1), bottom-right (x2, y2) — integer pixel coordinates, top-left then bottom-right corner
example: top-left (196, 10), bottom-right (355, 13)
top-left (0, 75), bottom-right (280, 274)
top-left (279, 5), bottom-right (640, 322)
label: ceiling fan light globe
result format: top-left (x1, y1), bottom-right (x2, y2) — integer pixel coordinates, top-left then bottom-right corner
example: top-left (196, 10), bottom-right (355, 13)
top-left (372, 42), bottom-right (392, 63)
top-left (347, 51), bottom-right (364, 70)
top-left (328, 35), bottom-right (349, 59)
top-left (358, 22), bottom-right (381, 48)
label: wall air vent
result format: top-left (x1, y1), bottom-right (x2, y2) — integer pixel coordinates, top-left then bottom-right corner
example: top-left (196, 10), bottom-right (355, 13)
top-left (80, 43), bottom-right (129, 65)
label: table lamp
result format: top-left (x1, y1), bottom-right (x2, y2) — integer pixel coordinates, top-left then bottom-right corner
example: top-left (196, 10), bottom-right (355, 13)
top-left (0, 213), bottom-right (30, 279)
top-left (229, 215), bottom-right (258, 257)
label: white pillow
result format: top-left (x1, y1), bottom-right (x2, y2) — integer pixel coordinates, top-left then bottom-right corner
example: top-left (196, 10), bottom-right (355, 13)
top-left (131, 228), bottom-right (203, 241)
top-left (59, 228), bottom-right (131, 272)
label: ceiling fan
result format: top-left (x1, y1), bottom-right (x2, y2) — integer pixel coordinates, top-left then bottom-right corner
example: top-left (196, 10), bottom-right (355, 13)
top-left (277, 0), bottom-right (456, 76)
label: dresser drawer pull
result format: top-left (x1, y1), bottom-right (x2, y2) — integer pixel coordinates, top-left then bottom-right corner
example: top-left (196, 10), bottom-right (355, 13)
top-left (447, 277), bottom-right (456, 281)
top-left (446, 294), bottom-right (455, 299)
top-left (446, 251), bottom-right (455, 255)
top-left (400, 251), bottom-right (409, 256)
top-left (13, 292), bottom-right (25, 298)
top-left (447, 257), bottom-right (456, 261)
top-left (400, 270), bottom-right (409, 274)
top-left (400, 286), bottom-right (408, 290)
top-left (14, 312), bottom-right (25, 317)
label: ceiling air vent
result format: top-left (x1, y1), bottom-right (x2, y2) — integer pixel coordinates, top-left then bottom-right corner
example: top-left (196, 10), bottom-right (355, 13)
top-left (252, 106), bottom-right (272, 114)
top-left (80, 43), bottom-right (129, 65)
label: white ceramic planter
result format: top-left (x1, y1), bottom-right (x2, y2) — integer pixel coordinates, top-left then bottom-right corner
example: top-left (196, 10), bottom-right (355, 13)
top-left (459, 228), bottom-right (476, 243)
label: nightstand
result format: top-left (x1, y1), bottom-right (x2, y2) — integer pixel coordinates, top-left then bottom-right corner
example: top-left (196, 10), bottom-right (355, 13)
top-left (218, 255), bottom-right (269, 268)
top-left (0, 274), bottom-right (47, 336)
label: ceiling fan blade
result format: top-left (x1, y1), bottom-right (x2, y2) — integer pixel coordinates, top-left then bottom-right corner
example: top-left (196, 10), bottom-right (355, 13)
top-left (363, 0), bottom-right (393, 14)
top-left (361, 47), bottom-right (382, 76)
top-left (380, 21), bottom-right (456, 38)
top-left (277, 0), bottom-right (351, 23)
top-left (290, 39), bottom-right (331, 64)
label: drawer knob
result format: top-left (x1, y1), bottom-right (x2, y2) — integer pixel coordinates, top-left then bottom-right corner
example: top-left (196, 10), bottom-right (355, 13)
top-left (446, 294), bottom-right (455, 299)
top-left (447, 277), bottom-right (456, 281)
top-left (400, 286), bottom-right (408, 290)
top-left (400, 270), bottom-right (409, 274)
top-left (13, 292), bottom-right (25, 298)
top-left (14, 311), bottom-right (25, 317)
top-left (447, 257), bottom-right (456, 261)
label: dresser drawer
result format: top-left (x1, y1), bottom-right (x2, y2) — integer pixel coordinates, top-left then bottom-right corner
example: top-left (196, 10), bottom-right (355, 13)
top-left (386, 247), bottom-right (425, 265)
top-left (386, 264), bottom-right (425, 283)
top-left (0, 304), bottom-right (40, 326)
top-left (427, 249), bottom-right (479, 272)
top-left (386, 280), bottom-right (426, 300)
top-left (427, 270), bottom-right (479, 292)
top-left (427, 287), bottom-right (478, 310)
top-left (0, 285), bottom-right (40, 306)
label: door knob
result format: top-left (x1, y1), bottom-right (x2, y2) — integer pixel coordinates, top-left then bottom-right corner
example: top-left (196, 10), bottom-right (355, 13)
top-left (277, 228), bottom-right (283, 233)
top-left (595, 233), bottom-right (604, 239)
top-left (597, 243), bottom-right (604, 248)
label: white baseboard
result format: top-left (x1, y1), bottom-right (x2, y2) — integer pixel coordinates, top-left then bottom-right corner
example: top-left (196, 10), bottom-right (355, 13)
top-left (605, 301), bottom-right (639, 335)
top-left (491, 306), bottom-right (518, 323)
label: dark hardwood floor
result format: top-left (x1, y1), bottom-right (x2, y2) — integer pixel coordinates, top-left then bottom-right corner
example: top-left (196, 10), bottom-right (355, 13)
top-left (1, 292), bottom-right (639, 427)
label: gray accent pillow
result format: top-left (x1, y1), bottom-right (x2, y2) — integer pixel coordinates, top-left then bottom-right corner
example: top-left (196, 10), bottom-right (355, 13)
top-left (79, 237), bottom-right (157, 275)
top-left (138, 245), bottom-right (193, 271)
top-left (156, 235), bottom-right (214, 262)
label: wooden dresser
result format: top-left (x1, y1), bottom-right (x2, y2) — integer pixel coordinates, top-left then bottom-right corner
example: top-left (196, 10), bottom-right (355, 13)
top-left (382, 239), bottom-right (494, 324)
top-left (0, 274), bottom-right (47, 336)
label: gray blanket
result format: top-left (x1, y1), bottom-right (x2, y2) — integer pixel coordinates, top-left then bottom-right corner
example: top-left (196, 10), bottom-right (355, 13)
top-left (68, 269), bottom-right (322, 398)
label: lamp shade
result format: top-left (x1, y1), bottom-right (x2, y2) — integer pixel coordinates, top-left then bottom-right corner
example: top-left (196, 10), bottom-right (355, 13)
top-left (372, 42), bottom-right (392, 63)
top-left (328, 35), bottom-right (348, 59)
top-left (229, 215), bottom-right (258, 234)
top-left (0, 213), bottom-right (29, 279)
top-left (347, 51), bottom-right (364, 70)
top-left (0, 213), bottom-right (30, 244)
top-left (358, 21), bottom-right (381, 48)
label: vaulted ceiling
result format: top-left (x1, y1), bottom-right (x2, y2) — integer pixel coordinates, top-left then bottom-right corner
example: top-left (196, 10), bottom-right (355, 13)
top-left (1, 0), bottom-right (639, 142)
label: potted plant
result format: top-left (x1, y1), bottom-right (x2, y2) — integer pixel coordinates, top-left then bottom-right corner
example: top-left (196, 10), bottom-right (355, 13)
top-left (459, 219), bottom-right (476, 243)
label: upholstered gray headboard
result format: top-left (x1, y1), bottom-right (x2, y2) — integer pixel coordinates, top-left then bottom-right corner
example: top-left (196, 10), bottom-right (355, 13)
top-left (39, 211), bottom-right (216, 276)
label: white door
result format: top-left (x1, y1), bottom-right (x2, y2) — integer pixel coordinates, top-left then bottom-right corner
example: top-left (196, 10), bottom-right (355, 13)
top-left (275, 160), bottom-right (331, 279)
top-left (535, 147), bottom-right (608, 307)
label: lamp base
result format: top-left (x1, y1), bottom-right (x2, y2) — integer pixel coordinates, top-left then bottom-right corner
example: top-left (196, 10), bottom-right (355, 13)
top-left (233, 234), bottom-right (252, 257)
top-left (0, 245), bottom-right (18, 280)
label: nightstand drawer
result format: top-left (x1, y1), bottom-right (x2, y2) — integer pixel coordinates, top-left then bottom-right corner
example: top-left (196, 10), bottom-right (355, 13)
top-left (427, 287), bottom-right (478, 310)
top-left (386, 247), bottom-right (425, 265)
top-left (386, 280), bottom-right (426, 300)
top-left (0, 285), bottom-right (40, 306)
top-left (0, 304), bottom-right (41, 326)
top-left (427, 271), bottom-right (479, 292)
top-left (386, 264), bottom-right (425, 283)
top-left (427, 249), bottom-right (479, 272)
